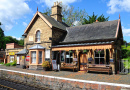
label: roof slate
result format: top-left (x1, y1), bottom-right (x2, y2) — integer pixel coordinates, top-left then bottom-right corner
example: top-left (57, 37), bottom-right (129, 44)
top-left (40, 13), bottom-right (69, 31)
top-left (61, 20), bottom-right (119, 43)
top-left (16, 49), bottom-right (28, 55)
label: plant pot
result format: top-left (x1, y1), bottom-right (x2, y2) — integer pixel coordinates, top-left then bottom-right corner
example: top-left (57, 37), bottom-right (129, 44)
top-left (43, 67), bottom-right (49, 71)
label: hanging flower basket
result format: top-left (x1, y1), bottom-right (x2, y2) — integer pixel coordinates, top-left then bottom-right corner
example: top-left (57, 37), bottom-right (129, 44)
top-left (83, 49), bottom-right (89, 53)
top-left (96, 49), bottom-right (103, 54)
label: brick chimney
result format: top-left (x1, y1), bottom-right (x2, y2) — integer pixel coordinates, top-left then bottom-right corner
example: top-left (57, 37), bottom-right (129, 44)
top-left (51, 1), bottom-right (62, 22)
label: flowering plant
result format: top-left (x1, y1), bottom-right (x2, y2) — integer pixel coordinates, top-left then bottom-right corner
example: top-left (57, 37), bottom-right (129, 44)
top-left (42, 61), bottom-right (51, 68)
top-left (96, 49), bottom-right (103, 54)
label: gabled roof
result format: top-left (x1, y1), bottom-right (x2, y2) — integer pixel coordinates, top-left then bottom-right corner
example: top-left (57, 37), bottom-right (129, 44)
top-left (61, 20), bottom-right (120, 43)
top-left (29, 44), bottom-right (45, 50)
top-left (24, 11), bottom-right (68, 34)
top-left (16, 49), bottom-right (28, 55)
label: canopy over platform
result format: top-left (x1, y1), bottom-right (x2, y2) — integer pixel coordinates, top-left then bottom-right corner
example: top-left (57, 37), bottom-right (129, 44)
top-left (16, 49), bottom-right (28, 55)
top-left (29, 44), bottom-right (46, 50)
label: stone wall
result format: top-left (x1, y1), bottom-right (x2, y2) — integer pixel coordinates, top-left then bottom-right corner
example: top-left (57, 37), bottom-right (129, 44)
top-left (24, 16), bottom-right (52, 50)
top-left (0, 69), bottom-right (129, 90)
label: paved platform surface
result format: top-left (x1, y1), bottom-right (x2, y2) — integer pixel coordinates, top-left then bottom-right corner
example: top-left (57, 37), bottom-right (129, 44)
top-left (0, 65), bottom-right (130, 85)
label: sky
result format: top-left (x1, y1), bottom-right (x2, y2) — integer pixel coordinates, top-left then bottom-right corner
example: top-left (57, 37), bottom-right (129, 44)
top-left (0, 0), bottom-right (130, 42)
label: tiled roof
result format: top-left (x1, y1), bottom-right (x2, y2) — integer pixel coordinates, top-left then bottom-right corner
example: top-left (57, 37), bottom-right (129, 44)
top-left (16, 49), bottom-right (28, 55)
top-left (40, 13), bottom-right (69, 31)
top-left (61, 20), bottom-right (119, 43)
top-left (52, 41), bottom-right (114, 47)
top-left (29, 44), bottom-right (45, 50)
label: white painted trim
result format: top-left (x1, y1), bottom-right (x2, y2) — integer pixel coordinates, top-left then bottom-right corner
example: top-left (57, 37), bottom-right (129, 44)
top-left (0, 68), bottom-right (130, 88)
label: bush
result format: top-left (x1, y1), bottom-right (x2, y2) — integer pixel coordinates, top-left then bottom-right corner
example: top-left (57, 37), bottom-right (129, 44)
top-left (10, 60), bottom-right (17, 66)
top-left (42, 61), bottom-right (50, 68)
top-left (122, 48), bottom-right (128, 58)
top-left (0, 62), bottom-right (4, 64)
top-left (126, 50), bottom-right (130, 57)
top-left (5, 63), bottom-right (11, 66)
top-left (5, 60), bottom-right (17, 66)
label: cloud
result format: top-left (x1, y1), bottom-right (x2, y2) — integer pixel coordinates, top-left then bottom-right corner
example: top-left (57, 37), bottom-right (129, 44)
top-left (39, 0), bottom-right (79, 7)
top-left (0, 0), bottom-right (31, 31)
top-left (107, 0), bottom-right (130, 14)
top-left (23, 22), bottom-right (28, 27)
top-left (12, 36), bottom-right (22, 40)
top-left (122, 26), bottom-right (130, 36)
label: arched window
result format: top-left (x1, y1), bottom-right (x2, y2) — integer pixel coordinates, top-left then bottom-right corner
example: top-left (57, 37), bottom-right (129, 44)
top-left (36, 30), bottom-right (40, 42)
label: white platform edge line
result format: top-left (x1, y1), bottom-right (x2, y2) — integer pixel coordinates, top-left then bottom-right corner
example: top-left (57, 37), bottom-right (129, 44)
top-left (0, 68), bottom-right (130, 88)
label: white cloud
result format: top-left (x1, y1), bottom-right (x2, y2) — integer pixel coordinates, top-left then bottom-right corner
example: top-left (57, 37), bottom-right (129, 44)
top-left (107, 0), bottom-right (130, 14)
top-left (23, 22), bottom-right (28, 27)
top-left (12, 36), bottom-right (21, 40)
top-left (122, 26), bottom-right (130, 36)
top-left (39, 0), bottom-right (79, 7)
top-left (0, 0), bottom-right (31, 31)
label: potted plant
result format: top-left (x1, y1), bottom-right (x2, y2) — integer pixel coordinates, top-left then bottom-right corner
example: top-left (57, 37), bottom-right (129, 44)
top-left (96, 49), bottom-right (103, 54)
top-left (42, 61), bottom-right (51, 71)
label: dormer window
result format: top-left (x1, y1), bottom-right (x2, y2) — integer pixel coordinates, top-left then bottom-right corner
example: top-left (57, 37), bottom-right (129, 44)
top-left (36, 30), bottom-right (40, 42)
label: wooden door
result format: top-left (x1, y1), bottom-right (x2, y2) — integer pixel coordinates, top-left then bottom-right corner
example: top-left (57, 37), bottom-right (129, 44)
top-left (80, 54), bottom-right (88, 71)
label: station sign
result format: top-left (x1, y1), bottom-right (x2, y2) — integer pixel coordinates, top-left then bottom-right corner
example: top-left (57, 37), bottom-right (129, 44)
top-left (26, 56), bottom-right (30, 61)
top-left (9, 52), bottom-right (15, 55)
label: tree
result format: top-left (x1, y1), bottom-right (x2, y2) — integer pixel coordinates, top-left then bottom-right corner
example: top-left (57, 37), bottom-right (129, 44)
top-left (43, 5), bottom-right (87, 26)
top-left (0, 22), bottom-right (5, 51)
top-left (18, 38), bottom-right (24, 46)
top-left (83, 12), bottom-right (109, 24)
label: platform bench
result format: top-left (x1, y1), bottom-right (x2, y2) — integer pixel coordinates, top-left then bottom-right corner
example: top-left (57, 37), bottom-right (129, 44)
top-left (87, 65), bottom-right (112, 75)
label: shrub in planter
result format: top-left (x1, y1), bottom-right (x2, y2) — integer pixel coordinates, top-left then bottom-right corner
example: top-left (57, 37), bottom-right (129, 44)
top-left (42, 61), bottom-right (51, 71)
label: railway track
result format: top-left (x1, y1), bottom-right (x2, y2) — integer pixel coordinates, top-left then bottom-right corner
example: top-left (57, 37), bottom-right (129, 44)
top-left (0, 78), bottom-right (52, 90)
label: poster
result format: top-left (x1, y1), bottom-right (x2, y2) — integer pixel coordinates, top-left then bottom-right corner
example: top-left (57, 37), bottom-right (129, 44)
top-left (17, 56), bottom-right (20, 64)
top-left (45, 49), bottom-right (50, 58)
top-left (52, 60), bottom-right (57, 70)
top-left (26, 56), bottom-right (30, 61)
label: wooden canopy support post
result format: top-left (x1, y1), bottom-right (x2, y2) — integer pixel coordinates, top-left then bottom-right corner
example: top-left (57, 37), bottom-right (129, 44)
top-left (104, 49), bottom-right (106, 64)
top-left (76, 50), bottom-right (80, 71)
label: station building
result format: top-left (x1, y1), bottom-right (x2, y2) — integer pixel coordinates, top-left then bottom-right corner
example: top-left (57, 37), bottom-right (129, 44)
top-left (6, 2), bottom-right (123, 74)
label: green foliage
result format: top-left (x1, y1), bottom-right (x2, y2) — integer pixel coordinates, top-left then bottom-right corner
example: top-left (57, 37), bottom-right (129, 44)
top-left (42, 61), bottom-right (51, 68)
top-left (10, 60), bottom-right (17, 66)
top-left (123, 57), bottom-right (130, 69)
top-left (83, 12), bottom-right (109, 24)
top-left (0, 22), bottom-right (5, 51)
top-left (5, 63), bottom-right (11, 66)
top-left (126, 50), bottom-right (130, 57)
top-left (43, 5), bottom-right (87, 26)
top-left (121, 48), bottom-right (128, 58)
top-left (5, 60), bottom-right (17, 66)
top-left (0, 62), bottom-right (4, 64)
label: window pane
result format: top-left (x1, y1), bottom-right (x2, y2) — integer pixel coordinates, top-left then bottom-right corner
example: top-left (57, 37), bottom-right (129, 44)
top-left (100, 58), bottom-right (104, 64)
top-left (36, 30), bottom-right (40, 42)
top-left (39, 51), bottom-right (42, 64)
top-left (31, 51), bottom-right (36, 63)
top-left (100, 53), bottom-right (104, 57)
top-left (61, 51), bottom-right (65, 62)
top-left (95, 58), bottom-right (99, 64)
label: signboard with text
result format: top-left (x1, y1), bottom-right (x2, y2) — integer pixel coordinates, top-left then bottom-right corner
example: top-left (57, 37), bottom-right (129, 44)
top-left (52, 60), bottom-right (57, 70)
top-left (26, 56), bottom-right (30, 61)
top-left (9, 52), bottom-right (15, 55)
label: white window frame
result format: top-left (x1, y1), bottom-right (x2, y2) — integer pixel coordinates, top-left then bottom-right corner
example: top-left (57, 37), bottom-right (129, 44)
top-left (36, 30), bottom-right (40, 42)
top-left (31, 51), bottom-right (36, 63)
top-left (94, 51), bottom-right (104, 64)
top-left (10, 56), bottom-right (14, 63)
top-left (39, 51), bottom-right (42, 64)
top-left (65, 51), bottom-right (73, 63)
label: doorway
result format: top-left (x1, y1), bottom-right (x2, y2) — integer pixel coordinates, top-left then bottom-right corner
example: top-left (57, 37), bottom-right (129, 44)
top-left (80, 54), bottom-right (88, 71)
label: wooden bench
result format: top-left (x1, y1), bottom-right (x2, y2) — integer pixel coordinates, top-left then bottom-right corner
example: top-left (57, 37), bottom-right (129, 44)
top-left (60, 62), bottom-right (78, 72)
top-left (87, 64), bottom-right (112, 75)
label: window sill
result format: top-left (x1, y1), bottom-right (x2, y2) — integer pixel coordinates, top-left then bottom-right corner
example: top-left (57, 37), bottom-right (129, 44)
top-left (35, 41), bottom-right (41, 44)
